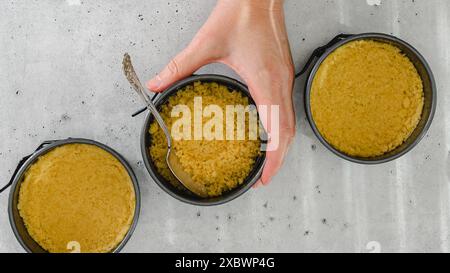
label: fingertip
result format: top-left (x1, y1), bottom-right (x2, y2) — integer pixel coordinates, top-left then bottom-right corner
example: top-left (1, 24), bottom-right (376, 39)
top-left (261, 175), bottom-right (272, 186)
top-left (253, 180), bottom-right (262, 189)
top-left (146, 76), bottom-right (164, 92)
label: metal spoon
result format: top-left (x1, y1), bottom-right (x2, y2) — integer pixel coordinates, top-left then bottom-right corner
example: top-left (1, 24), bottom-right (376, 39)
top-left (122, 53), bottom-right (208, 198)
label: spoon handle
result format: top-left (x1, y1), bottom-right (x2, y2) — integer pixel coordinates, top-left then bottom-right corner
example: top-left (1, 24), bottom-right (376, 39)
top-left (122, 53), bottom-right (172, 148)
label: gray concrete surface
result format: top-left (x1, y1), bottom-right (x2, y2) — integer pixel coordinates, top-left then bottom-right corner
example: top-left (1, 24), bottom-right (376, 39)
top-left (0, 0), bottom-right (449, 253)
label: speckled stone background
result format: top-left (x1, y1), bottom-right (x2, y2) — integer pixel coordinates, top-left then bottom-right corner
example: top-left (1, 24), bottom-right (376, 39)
top-left (0, 0), bottom-right (449, 253)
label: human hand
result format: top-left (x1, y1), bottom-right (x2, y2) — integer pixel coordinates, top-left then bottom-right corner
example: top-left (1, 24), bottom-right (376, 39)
top-left (147, 0), bottom-right (296, 187)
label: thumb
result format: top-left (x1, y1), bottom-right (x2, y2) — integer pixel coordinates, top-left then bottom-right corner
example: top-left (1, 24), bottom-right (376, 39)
top-left (147, 41), bottom-right (211, 92)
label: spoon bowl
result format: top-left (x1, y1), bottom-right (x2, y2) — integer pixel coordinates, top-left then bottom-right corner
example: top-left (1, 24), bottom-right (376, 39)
top-left (122, 53), bottom-right (208, 197)
top-left (140, 74), bottom-right (267, 206)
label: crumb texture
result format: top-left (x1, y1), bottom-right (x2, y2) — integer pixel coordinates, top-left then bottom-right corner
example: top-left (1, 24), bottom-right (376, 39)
top-left (311, 40), bottom-right (424, 157)
top-left (18, 144), bottom-right (135, 253)
top-left (149, 81), bottom-right (261, 197)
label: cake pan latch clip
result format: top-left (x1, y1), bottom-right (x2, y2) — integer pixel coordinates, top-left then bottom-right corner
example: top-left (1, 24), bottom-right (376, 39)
top-left (295, 33), bottom-right (354, 79)
top-left (0, 140), bottom-right (58, 194)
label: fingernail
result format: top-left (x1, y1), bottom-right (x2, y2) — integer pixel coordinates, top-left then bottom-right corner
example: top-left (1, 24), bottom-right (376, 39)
top-left (261, 177), bottom-right (271, 186)
top-left (147, 75), bottom-right (162, 91)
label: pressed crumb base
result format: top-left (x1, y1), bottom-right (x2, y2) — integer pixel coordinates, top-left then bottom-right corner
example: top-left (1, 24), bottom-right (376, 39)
top-left (311, 40), bottom-right (424, 158)
top-left (18, 144), bottom-right (135, 253)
